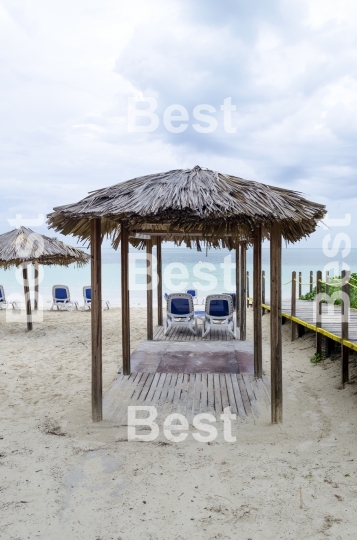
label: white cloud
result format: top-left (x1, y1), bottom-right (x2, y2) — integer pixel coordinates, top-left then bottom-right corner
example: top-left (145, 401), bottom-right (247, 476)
top-left (0, 0), bottom-right (356, 246)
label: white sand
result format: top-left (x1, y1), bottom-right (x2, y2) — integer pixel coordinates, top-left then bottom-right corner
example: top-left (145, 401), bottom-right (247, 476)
top-left (1, 307), bottom-right (357, 539)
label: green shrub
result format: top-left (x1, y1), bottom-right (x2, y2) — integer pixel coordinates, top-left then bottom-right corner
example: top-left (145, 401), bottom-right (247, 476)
top-left (299, 273), bottom-right (357, 309)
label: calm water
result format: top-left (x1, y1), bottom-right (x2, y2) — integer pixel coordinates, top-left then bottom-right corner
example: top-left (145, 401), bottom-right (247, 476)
top-left (1, 247), bottom-right (356, 308)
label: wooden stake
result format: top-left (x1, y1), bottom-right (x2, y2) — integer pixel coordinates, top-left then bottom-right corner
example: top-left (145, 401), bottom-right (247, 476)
top-left (298, 271), bottom-right (302, 298)
top-left (240, 242), bottom-right (247, 341)
top-left (157, 236), bottom-right (163, 326)
top-left (291, 271), bottom-right (297, 341)
top-left (22, 264), bottom-right (32, 331)
top-left (121, 223), bottom-right (131, 375)
top-left (341, 269), bottom-right (350, 386)
top-left (34, 262), bottom-right (39, 310)
top-left (325, 270), bottom-right (329, 297)
top-left (235, 244), bottom-right (240, 329)
top-left (310, 270), bottom-right (313, 293)
top-left (270, 222), bottom-right (282, 424)
top-left (91, 218), bottom-right (102, 422)
top-left (253, 226), bottom-right (262, 378)
top-left (147, 237), bottom-right (153, 340)
top-left (262, 270), bottom-right (265, 315)
top-left (316, 270), bottom-right (322, 357)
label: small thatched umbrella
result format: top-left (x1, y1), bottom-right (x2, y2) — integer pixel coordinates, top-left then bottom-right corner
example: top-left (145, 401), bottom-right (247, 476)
top-left (0, 227), bottom-right (90, 330)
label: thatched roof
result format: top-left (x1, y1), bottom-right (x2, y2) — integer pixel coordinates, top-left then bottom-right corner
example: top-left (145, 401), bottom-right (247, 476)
top-left (47, 165), bottom-right (326, 248)
top-left (0, 227), bottom-right (90, 269)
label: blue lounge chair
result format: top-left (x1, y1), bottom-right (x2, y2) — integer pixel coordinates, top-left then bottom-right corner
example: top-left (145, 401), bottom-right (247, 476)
top-left (164, 293), bottom-right (197, 336)
top-left (51, 285), bottom-right (78, 311)
top-left (0, 285), bottom-right (18, 310)
top-left (83, 286), bottom-right (110, 311)
top-left (185, 288), bottom-right (205, 305)
top-left (202, 294), bottom-right (236, 338)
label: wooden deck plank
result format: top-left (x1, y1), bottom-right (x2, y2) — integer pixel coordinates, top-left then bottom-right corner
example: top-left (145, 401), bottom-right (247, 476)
top-left (200, 373), bottom-right (209, 413)
top-left (219, 373), bottom-right (230, 411)
top-left (225, 373), bottom-right (238, 414)
top-left (193, 374), bottom-right (202, 417)
top-left (237, 374), bottom-right (252, 416)
top-left (213, 373), bottom-right (223, 417)
top-left (230, 374), bottom-right (246, 418)
top-left (207, 375), bottom-right (215, 412)
top-left (243, 375), bottom-right (260, 417)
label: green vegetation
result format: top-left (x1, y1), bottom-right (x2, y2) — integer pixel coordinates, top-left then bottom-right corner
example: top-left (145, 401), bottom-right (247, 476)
top-left (310, 352), bottom-right (323, 364)
top-left (300, 273), bottom-right (357, 309)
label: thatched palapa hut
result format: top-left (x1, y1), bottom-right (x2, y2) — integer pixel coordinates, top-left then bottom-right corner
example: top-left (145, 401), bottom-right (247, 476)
top-left (0, 227), bottom-right (89, 330)
top-left (48, 165), bottom-right (326, 423)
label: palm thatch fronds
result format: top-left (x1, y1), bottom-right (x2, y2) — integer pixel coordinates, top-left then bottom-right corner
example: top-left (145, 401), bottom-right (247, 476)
top-left (0, 227), bottom-right (89, 269)
top-left (47, 165), bottom-right (326, 248)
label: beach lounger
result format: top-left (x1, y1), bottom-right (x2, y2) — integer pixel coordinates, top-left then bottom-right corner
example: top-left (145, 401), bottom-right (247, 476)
top-left (164, 293), bottom-right (197, 336)
top-left (186, 288), bottom-right (205, 305)
top-left (51, 285), bottom-right (78, 311)
top-left (83, 286), bottom-right (110, 311)
top-left (0, 285), bottom-right (19, 310)
top-left (202, 294), bottom-right (236, 338)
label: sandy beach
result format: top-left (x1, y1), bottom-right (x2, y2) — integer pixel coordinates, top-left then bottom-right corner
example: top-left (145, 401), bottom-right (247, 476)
top-left (1, 307), bottom-right (357, 539)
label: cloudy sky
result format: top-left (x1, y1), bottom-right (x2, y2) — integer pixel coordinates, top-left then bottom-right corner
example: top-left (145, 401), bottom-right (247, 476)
top-left (0, 0), bottom-right (356, 248)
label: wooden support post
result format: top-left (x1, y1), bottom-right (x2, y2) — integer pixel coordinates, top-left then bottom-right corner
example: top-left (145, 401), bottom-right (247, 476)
top-left (325, 336), bottom-right (333, 358)
top-left (121, 223), bottom-right (131, 375)
top-left (341, 269), bottom-right (350, 386)
top-left (235, 244), bottom-right (240, 330)
top-left (22, 264), bottom-right (32, 331)
top-left (240, 242), bottom-right (247, 341)
top-left (298, 324), bottom-right (305, 338)
top-left (310, 271), bottom-right (313, 293)
top-left (157, 236), bottom-right (163, 326)
top-left (34, 262), bottom-right (39, 310)
top-left (147, 238), bottom-right (153, 340)
top-left (298, 271), bottom-right (302, 299)
top-left (270, 222), bottom-right (282, 424)
top-left (246, 271), bottom-right (250, 308)
top-left (91, 218), bottom-right (102, 422)
top-left (325, 270), bottom-right (329, 297)
top-left (316, 270), bottom-right (322, 357)
top-left (262, 270), bottom-right (266, 315)
top-left (291, 271), bottom-right (297, 341)
top-left (253, 226), bottom-right (262, 378)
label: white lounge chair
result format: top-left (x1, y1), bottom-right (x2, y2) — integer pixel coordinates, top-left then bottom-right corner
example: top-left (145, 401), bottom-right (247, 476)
top-left (83, 286), bottom-right (110, 311)
top-left (164, 293), bottom-right (197, 336)
top-left (202, 294), bottom-right (236, 339)
top-left (0, 285), bottom-right (19, 310)
top-left (51, 285), bottom-right (78, 311)
top-left (186, 288), bottom-right (205, 305)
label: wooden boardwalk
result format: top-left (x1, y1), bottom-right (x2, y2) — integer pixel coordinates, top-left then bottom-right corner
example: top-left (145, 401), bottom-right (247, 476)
top-left (263, 299), bottom-right (357, 351)
top-left (103, 372), bottom-right (271, 424)
top-left (153, 324), bottom-right (235, 341)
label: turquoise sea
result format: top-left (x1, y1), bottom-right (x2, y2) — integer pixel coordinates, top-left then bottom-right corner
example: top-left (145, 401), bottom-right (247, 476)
top-left (1, 247), bottom-right (356, 308)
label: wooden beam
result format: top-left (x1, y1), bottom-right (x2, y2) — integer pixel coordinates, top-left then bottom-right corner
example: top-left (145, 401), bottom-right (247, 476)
top-left (316, 270), bottom-right (322, 357)
top-left (147, 238), bottom-right (153, 340)
top-left (246, 271), bottom-right (250, 308)
top-left (157, 236), bottom-right (163, 326)
top-left (253, 226), bottom-right (262, 378)
top-left (291, 271), bottom-right (297, 341)
top-left (341, 269), bottom-right (350, 386)
top-left (91, 218), bottom-right (102, 422)
top-left (262, 270), bottom-right (266, 315)
top-left (240, 243), bottom-right (247, 340)
top-left (121, 223), bottom-right (131, 375)
top-left (22, 264), bottom-right (32, 331)
top-left (235, 244), bottom-right (240, 329)
top-left (34, 262), bottom-right (39, 310)
top-left (270, 222), bottom-right (282, 424)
